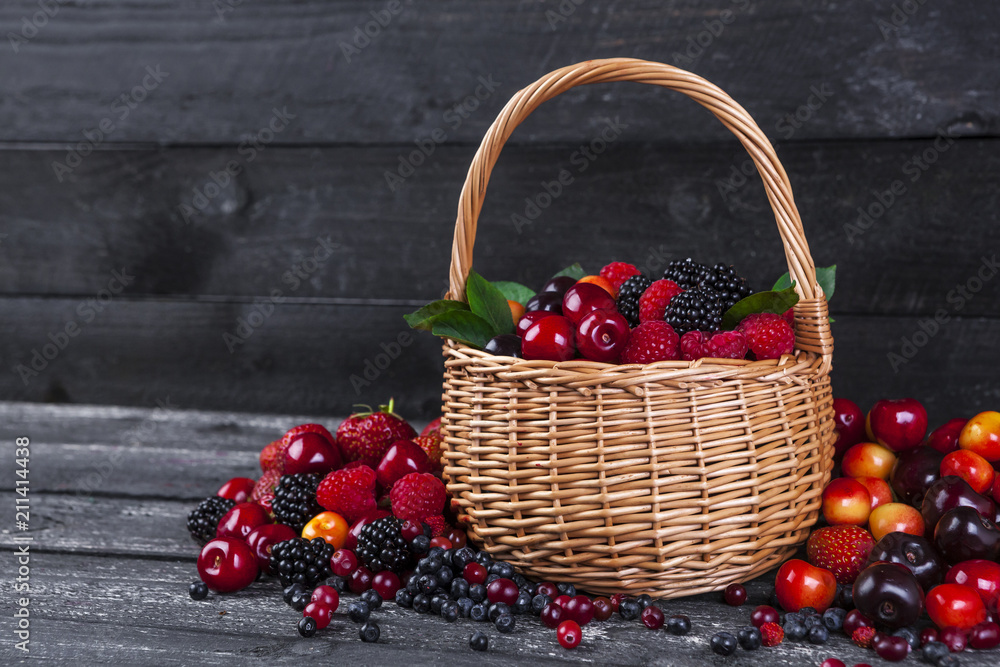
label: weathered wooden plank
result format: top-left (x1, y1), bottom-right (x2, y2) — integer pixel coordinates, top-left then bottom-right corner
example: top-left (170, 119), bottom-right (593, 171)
top-left (7, 550), bottom-right (993, 666)
top-left (1, 140), bottom-right (998, 315)
top-left (2, 1), bottom-right (997, 145)
top-left (1, 298), bottom-right (998, 422)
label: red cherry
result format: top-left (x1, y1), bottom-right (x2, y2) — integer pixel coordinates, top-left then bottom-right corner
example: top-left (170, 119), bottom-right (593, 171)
top-left (522, 316), bottom-right (575, 361)
top-left (372, 570), bottom-right (401, 599)
top-left (303, 601), bottom-right (332, 629)
top-left (833, 398), bottom-right (866, 457)
top-left (463, 562), bottom-right (487, 585)
top-left (331, 549), bottom-right (359, 576)
top-left (927, 584), bottom-right (988, 629)
top-left (774, 559), bottom-right (837, 612)
top-left (723, 583), bottom-right (747, 606)
top-left (640, 605), bottom-right (664, 629)
top-left (217, 477), bottom-right (255, 504)
top-left (946, 560), bottom-right (1000, 611)
top-left (536, 582), bottom-right (559, 599)
top-left (445, 528), bottom-right (467, 548)
top-left (283, 432), bottom-right (342, 475)
top-left (928, 418), bottom-right (968, 455)
top-left (486, 578), bottom-right (519, 605)
top-left (216, 502), bottom-right (271, 541)
top-left (376, 439), bottom-right (431, 490)
top-left (540, 602), bottom-right (564, 628)
top-left (941, 450), bottom-right (996, 494)
top-left (517, 310), bottom-right (557, 337)
top-left (866, 398), bottom-right (928, 452)
top-left (556, 620), bottom-right (582, 649)
top-left (575, 311), bottom-right (630, 362)
top-left (349, 566), bottom-right (374, 594)
top-left (197, 537), bottom-right (258, 593)
top-left (750, 605), bottom-right (779, 628)
top-left (970, 621), bottom-right (1000, 649)
top-left (552, 594), bottom-right (571, 608)
top-left (310, 585), bottom-right (340, 611)
top-left (245, 523), bottom-right (296, 573)
top-left (562, 282), bottom-right (617, 325)
top-left (345, 510), bottom-right (391, 551)
top-left (563, 595), bottom-right (595, 626)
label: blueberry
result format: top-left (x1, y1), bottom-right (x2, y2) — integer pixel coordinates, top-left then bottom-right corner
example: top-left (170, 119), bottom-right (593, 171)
top-left (495, 613), bottom-right (516, 634)
top-left (361, 589), bottom-right (383, 609)
top-left (485, 573), bottom-right (501, 585)
top-left (428, 547), bottom-right (445, 559)
top-left (488, 602), bottom-right (510, 622)
top-left (297, 616), bottom-right (317, 638)
top-left (441, 549), bottom-right (454, 569)
top-left (421, 556), bottom-right (443, 574)
top-left (835, 584), bottom-right (854, 609)
top-left (556, 582), bottom-right (577, 597)
top-left (512, 590), bottom-right (532, 614)
top-left (453, 547), bottom-right (476, 570)
top-left (710, 632), bottom-right (737, 656)
top-left (290, 589), bottom-right (310, 612)
top-left (359, 621), bottom-right (380, 643)
top-left (470, 603), bottom-right (488, 622)
top-left (737, 626), bottom-right (761, 650)
top-left (441, 600), bottom-right (459, 622)
top-left (804, 615), bottom-right (824, 630)
top-left (937, 656), bottom-right (960, 667)
top-left (189, 581), bottom-right (208, 601)
top-left (475, 551), bottom-right (492, 567)
top-left (412, 593), bottom-right (430, 614)
top-left (635, 594), bottom-right (653, 609)
top-left (431, 593), bottom-right (448, 614)
top-left (619, 598), bottom-right (641, 621)
top-left (456, 596), bottom-right (474, 618)
top-left (348, 601), bottom-right (370, 623)
top-left (799, 606), bottom-right (818, 617)
top-left (822, 607), bottom-right (846, 632)
top-left (410, 535), bottom-right (430, 554)
top-left (490, 562), bottom-right (515, 578)
top-left (531, 594), bottom-right (552, 614)
top-left (282, 583), bottom-right (305, 604)
top-left (469, 630), bottom-right (488, 652)
top-left (418, 574), bottom-right (439, 595)
top-left (782, 612), bottom-right (804, 627)
top-left (922, 641), bottom-right (949, 663)
top-left (892, 626), bottom-right (919, 649)
top-left (395, 588), bottom-right (414, 608)
top-left (666, 615), bottom-right (691, 636)
top-left (469, 583), bottom-right (487, 603)
top-left (451, 578), bottom-right (470, 600)
top-left (807, 625), bottom-right (828, 645)
top-left (784, 620), bottom-right (807, 641)
top-left (406, 576), bottom-right (420, 595)
top-left (512, 574), bottom-right (529, 589)
top-left (437, 566), bottom-right (454, 587)
top-left (325, 576), bottom-right (347, 593)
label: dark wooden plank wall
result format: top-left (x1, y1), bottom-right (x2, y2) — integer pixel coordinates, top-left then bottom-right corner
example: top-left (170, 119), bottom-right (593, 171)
top-left (1, 1), bottom-right (998, 423)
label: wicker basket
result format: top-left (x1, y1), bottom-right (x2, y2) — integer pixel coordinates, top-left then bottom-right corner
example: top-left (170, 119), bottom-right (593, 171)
top-left (439, 58), bottom-right (835, 599)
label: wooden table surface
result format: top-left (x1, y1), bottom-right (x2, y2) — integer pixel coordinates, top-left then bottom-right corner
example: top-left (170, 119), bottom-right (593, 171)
top-left (1, 400), bottom-right (994, 666)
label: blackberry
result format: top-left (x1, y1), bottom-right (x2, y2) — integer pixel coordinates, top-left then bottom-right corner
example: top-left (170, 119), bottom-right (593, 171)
top-left (616, 274), bottom-right (653, 327)
top-left (186, 496), bottom-right (235, 543)
top-left (663, 258), bottom-right (712, 289)
top-left (271, 537), bottom-right (335, 588)
top-left (664, 287), bottom-right (723, 335)
top-left (357, 516), bottom-right (412, 574)
top-left (698, 264), bottom-right (751, 312)
top-left (271, 473), bottom-right (322, 531)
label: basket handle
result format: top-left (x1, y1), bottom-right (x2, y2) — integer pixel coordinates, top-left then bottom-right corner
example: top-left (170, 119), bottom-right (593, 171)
top-left (448, 58), bottom-right (831, 365)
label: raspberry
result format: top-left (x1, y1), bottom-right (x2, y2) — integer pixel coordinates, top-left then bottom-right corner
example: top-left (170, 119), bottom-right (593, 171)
top-left (620, 321), bottom-right (680, 364)
top-left (637, 279), bottom-right (684, 323)
top-left (664, 286), bottom-right (723, 335)
top-left (599, 262), bottom-right (641, 296)
top-left (760, 622), bottom-right (784, 647)
top-left (852, 626), bottom-right (876, 648)
top-left (316, 465), bottom-right (377, 522)
top-left (679, 330), bottom-right (748, 361)
top-left (390, 472), bottom-right (447, 523)
top-left (781, 308), bottom-right (794, 326)
top-left (423, 515), bottom-right (448, 537)
top-left (738, 313), bottom-right (795, 360)
top-left (259, 440), bottom-right (287, 473)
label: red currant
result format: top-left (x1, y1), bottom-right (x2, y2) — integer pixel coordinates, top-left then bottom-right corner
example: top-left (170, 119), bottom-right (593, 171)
top-left (575, 311), bottom-right (630, 362)
top-left (724, 583), bottom-right (747, 606)
top-left (400, 520), bottom-right (422, 541)
top-left (970, 621), bottom-right (1000, 649)
top-left (540, 602), bottom-right (564, 629)
top-left (563, 595), bottom-right (595, 626)
top-left (751, 605), bottom-right (779, 628)
top-left (556, 620), bottom-right (582, 649)
top-left (536, 582), bottom-right (559, 599)
top-left (562, 282), bottom-right (616, 324)
top-left (331, 549), bottom-right (358, 576)
top-left (939, 626), bottom-right (967, 652)
top-left (522, 316), bottom-right (575, 361)
top-left (609, 592), bottom-right (625, 612)
top-left (310, 585), bottom-right (340, 611)
top-left (463, 562), bottom-right (487, 585)
top-left (919, 627), bottom-right (938, 645)
top-left (552, 594), bottom-right (571, 608)
top-left (641, 605), bottom-right (664, 629)
top-left (303, 601), bottom-right (332, 630)
top-left (372, 571), bottom-right (401, 599)
top-left (486, 578), bottom-right (519, 605)
top-left (445, 528), bottom-right (467, 548)
top-left (349, 566), bottom-right (373, 594)
top-left (592, 597), bottom-right (613, 621)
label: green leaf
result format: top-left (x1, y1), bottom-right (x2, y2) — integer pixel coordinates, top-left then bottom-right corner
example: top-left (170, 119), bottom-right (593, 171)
top-left (428, 310), bottom-right (496, 349)
top-left (551, 263), bottom-right (586, 281)
top-left (404, 299), bottom-right (470, 331)
top-left (465, 270), bottom-right (515, 335)
top-left (492, 281), bottom-right (535, 307)
top-left (772, 265), bottom-right (837, 301)
top-left (721, 287), bottom-right (800, 330)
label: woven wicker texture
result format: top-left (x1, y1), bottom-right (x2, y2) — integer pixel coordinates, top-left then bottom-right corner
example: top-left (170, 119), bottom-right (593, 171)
top-left (440, 58), bottom-right (836, 598)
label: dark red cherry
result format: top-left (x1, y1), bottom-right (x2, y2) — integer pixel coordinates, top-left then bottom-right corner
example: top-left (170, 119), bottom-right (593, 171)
top-left (891, 447), bottom-right (944, 507)
top-left (525, 291), bottom-right (564, 314)
top-left (922, 476), bottom-right (997, 533)
top-left (217, 477), bottom-right (255, 504)
top-left (522, 316), bottom-right (575, 361)
top-left (484, 333), bottom-right (522, 357)
top-left (852, 563), bottom-right (925, 629)
top-left (833, 398), bottom-right (866, 457)
top-left (575, 311), bottom-right (629, 363)
top-left (284, 432), bottom-right (342, 475)
top-left (540, 276), bottom-right (577, 296)
top-left (216, 502), bottom-right (271, 541)
top-left (927, 418), bottom-right (968, 455)
top-left (934, 506), bottom-right (1000, 564)
top-left (867, 532), bottom-right (946, 592)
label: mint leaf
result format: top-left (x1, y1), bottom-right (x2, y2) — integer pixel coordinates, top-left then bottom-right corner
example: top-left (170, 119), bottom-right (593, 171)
top-left (466, 270), bottom-right (514, 335)
top-left (492, 281), bottom-right (535, 306)
top-left (404, 299), bottom-right (469, 331)
top-left (429, 310), bottom-right (496, 349)
top-left (772, 265), bottom-right (836, 301)
top-left (551, 263), bottom-right (586, 281)
top-left (721, 287), bottom-right (800, 330)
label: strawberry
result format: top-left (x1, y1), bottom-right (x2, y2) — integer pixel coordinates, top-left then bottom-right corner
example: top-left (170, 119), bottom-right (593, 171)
top-left (251, 469), bottom-right (281, 502)
top-left (760, 622), bottom-right (783, 647)
top-left (806, 525), bottom-right (876, 585)
top-left (315, 465), bottom-right (377, 522)
top-left (420, 417), bottom-right (441, 438)
top-left (414, 434), bottom-right (443, 471)
top-left (336, 400), bottom-right (417, 467)
top-left (390, 472), bottom-right (447, 523)
top-left (259, 440), bottom-right (287, 473)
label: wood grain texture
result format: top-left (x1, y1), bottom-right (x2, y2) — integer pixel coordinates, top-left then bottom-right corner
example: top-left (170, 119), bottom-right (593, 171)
top-left (1, 140), bottom-right (998, 315)
top-left (1, 1), bottom-right (997, 145)
top-left (0, 299), bottom-right (997, 422)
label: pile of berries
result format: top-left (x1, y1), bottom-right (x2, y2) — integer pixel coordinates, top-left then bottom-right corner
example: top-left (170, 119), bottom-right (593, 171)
top-left (485, 259), bottom-right (796, 364)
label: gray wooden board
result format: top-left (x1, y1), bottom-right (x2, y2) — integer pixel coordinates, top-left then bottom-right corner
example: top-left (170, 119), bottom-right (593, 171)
top-left (1, 140), bottom-right (998, 316)
top-left (1, 1), bottom-right (998, 145)
top-left (0, 403), bottom-right (996, 666)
